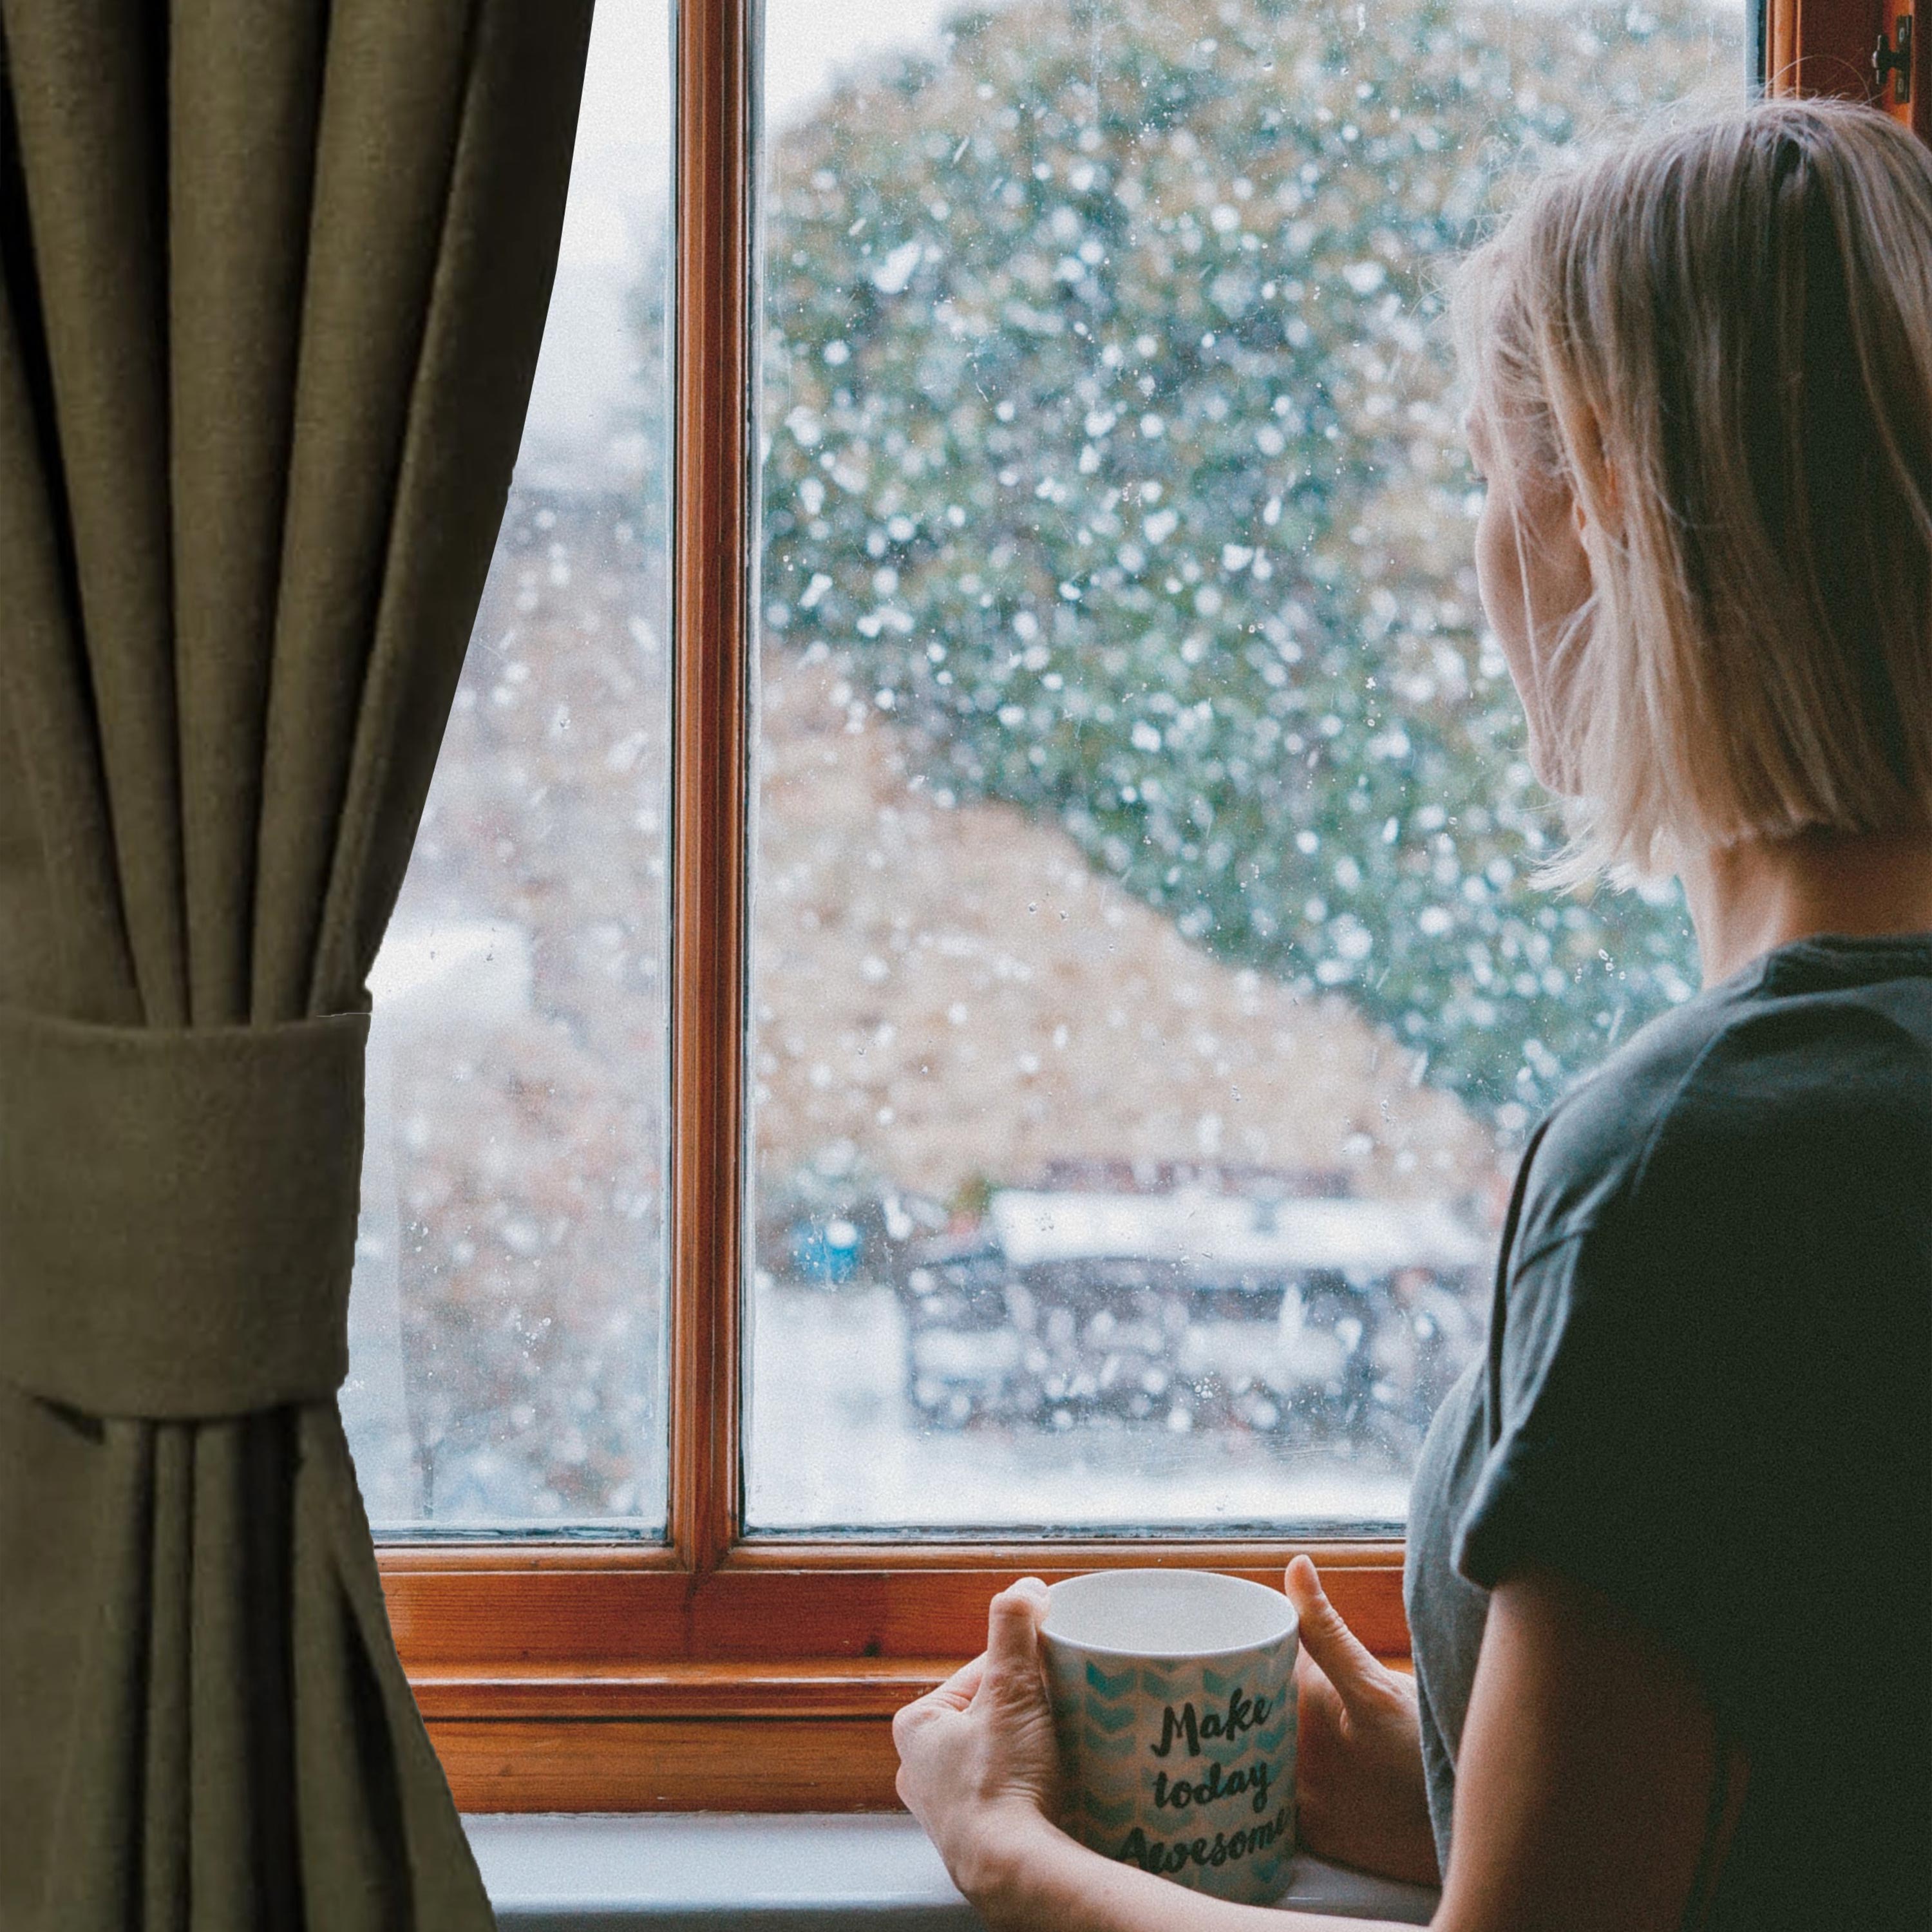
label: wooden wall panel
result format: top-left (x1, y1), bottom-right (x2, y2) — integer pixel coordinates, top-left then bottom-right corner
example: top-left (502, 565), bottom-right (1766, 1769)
top-left (430, 1718), bottom-right (906, 1813)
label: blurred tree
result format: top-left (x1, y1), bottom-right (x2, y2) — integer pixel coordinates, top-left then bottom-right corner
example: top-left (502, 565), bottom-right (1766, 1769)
top-left (753, 0), bottom-right (1739, 1126)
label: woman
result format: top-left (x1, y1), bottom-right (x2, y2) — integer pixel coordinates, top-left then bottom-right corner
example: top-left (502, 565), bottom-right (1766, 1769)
top-left (893, 97), bottom-right (1932, 1932)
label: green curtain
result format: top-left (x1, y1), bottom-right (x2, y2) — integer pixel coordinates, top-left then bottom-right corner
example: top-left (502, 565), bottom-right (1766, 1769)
top-left (0, 4), bottom-right (594, 1926)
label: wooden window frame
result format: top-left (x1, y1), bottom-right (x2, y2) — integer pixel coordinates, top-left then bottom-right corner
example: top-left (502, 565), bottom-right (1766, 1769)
top-left (378, 0), bottom-right (1918, 1814)
top-left (1765, 0), bottom-right (1926, 126)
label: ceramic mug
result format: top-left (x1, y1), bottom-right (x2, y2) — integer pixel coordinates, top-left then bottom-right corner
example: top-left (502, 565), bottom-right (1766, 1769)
top-left (1040, 1568), bottom-right (1299, 1905)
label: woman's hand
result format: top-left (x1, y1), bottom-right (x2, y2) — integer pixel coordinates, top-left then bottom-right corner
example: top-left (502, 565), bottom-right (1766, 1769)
top-left (1285, 1555), bottom-right (1441, 1889)
top-left (893, 1578), bottom-right (1066, 1903)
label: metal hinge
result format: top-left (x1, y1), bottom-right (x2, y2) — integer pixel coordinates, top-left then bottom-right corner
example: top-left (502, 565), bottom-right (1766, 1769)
top-left (1875, 14), bottom-right (1913, 103)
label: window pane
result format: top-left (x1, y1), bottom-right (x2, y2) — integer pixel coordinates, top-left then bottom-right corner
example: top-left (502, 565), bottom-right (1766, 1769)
top-left (345, 0), bottom-right (673, 1531)
top-left (746, 0), bottom-right (1736, 1531)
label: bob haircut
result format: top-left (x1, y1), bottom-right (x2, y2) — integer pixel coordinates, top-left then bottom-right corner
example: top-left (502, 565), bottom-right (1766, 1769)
top-left (1453, 97), bottom-right (1932, 889)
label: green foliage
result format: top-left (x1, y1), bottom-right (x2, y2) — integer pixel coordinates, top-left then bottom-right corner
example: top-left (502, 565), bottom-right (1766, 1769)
top-left (755, 0), bottom-right (1740, 1126)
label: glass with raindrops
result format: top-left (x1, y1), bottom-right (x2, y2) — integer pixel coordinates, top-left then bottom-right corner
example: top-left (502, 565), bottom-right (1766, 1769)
top-left (744, 0), bottom-right (1737, 1533)
top-left (342, 0), bottom-right (675, 1530)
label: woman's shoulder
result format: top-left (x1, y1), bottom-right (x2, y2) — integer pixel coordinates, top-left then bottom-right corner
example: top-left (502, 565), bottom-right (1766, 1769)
top-left (1513, 938), bottom-right (1932, 1269)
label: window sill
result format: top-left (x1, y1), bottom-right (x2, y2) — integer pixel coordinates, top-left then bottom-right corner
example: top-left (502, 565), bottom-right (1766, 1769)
top-left (465, 1814), bottom-right (1441, 1927)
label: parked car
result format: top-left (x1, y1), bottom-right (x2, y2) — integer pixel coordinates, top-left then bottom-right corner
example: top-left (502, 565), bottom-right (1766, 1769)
top-left (893, 1182), bottom-right (1492, 1456)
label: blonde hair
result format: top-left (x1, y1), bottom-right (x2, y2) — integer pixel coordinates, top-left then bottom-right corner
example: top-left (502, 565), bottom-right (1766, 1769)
top-left (1454, 97), bottom-right (1932, 889)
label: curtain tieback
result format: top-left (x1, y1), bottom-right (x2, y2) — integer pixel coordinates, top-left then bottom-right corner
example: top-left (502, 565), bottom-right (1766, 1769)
top-left (0, 1006), bottom-right (368, 1419)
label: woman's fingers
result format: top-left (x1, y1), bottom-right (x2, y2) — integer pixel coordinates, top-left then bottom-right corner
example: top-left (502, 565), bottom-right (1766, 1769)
top-left (936, 1653), bottom-right (990, 1711)
top-left (893, 1654), bottom-right (987, 1752)
top-left (985, 1577), bottom-right (1050, 1681)
top-left (1285, 1554), bottom-right (1383, 1709)
top-left (896, 1577), bottom-right (1047, 1756)
top-left (1294, 1643), bottom-right (1340, 1709)
top-left (897, 1575), bottom-right (1047, 1756)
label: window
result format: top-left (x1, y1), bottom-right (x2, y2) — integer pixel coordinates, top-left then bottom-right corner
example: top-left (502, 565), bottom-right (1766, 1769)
top-left (743, 0), bottom-right (1738, 1537)
top-left (365, 0), bottom-right (1888, 1813)
top-left (346, 0), bottom-right (674, 1531)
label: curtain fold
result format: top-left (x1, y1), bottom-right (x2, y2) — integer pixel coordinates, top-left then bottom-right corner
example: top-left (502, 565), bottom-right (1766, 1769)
top-left (0, 3), bottom-right (595, 1926)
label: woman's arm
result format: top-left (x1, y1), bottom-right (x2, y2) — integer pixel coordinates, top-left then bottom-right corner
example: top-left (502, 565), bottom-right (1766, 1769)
top-left (967, 1819), bottom-right (1423, 1932)
top-left (1433, 1564), bottom-right (1747, 1932)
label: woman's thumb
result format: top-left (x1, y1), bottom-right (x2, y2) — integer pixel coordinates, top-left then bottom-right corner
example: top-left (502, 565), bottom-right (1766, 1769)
top-left (986, 1577), bottom-right (1049, 1680)
top-left (1285, 1555), bottom-right (1380, 1701)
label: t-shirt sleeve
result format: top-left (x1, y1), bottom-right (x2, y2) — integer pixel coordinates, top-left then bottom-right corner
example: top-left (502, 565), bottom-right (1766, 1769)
top-left (1452, 990), bottom-right (1928, 1785)
top-left (1450, 1200), bottom-right (1770, 1711)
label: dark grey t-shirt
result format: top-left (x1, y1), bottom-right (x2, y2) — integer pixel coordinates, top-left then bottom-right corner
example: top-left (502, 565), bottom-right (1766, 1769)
top-left (1405, 932), bottom-right (1932, 1930)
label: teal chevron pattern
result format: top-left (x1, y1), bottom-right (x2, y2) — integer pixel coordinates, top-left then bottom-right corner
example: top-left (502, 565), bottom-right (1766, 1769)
top-left (1085, 1660), bottom-right (1136, 1698)
top-left (1082, 1790), bottom-right (1137, 1831)
top-left (1253, 1712), bottom-right (1293, 1756)
top-left (1045, 1633), bottom-right (1300, 1906)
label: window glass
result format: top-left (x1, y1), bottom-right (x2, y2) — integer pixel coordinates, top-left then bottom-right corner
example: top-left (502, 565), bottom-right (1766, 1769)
top-left (344, 0), bottom-right (673, 1530)
top-left (746, 0), bottom-right (1738, 1531)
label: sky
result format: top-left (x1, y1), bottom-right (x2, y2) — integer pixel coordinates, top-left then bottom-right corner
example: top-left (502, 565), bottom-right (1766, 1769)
top-left (522, 0), bottom-right (968, 470)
